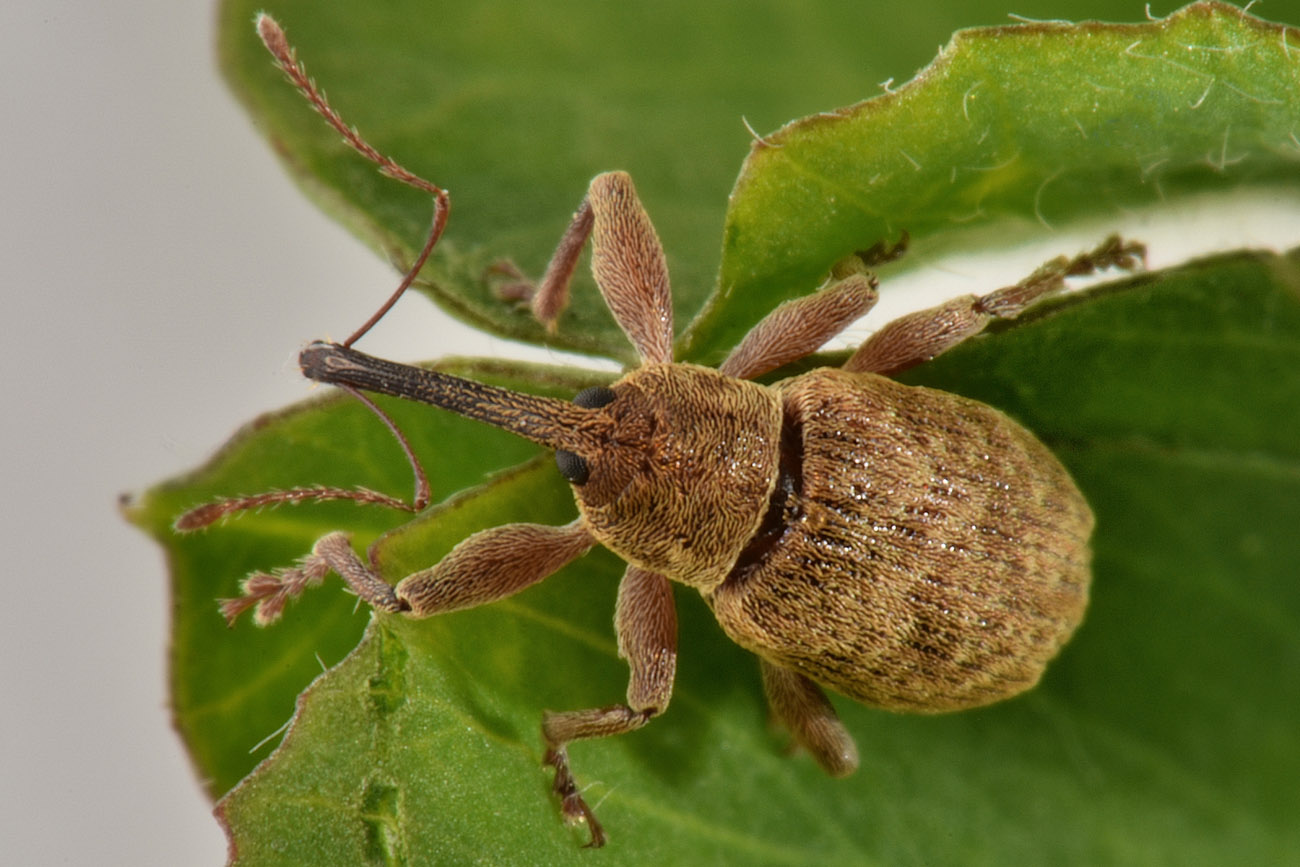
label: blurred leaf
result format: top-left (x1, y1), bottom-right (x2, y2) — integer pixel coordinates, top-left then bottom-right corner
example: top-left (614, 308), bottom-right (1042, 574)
top-left (209, 249), bottom-right (1300, 864)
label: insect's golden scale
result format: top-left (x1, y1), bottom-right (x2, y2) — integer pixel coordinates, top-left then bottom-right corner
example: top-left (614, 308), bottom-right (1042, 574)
top-left (183, 15), bottom-right (1144, 848)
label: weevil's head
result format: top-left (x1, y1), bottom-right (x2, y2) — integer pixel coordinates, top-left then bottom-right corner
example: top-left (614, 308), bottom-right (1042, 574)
top-left (296, 343), bottom-right (783, 591)
top-left (558, 363), bottom-right (782, 591)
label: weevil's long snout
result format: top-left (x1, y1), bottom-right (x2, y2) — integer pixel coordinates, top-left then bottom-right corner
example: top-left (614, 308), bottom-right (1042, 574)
top-left (301, 340), bottom-right (413, 393)
top-left (300, 341), bottom-right (607, 455)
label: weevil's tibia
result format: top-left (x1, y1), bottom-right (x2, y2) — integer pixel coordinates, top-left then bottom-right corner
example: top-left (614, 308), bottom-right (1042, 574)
top-left (719, 271), bottom-right (880, 381)
top-left (761, 659), bottom-right (859, 777)
top-left (257, 13), bottom-right (450, 348)
top-left (529, 199), bottom-right (595, 331)
top-left (174, 386), bottom-right (431, 531)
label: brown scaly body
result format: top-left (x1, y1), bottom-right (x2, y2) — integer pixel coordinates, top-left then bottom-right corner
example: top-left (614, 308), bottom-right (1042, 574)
top-left (711, 368), bottom-right (1092, 712)
top-left (577, 363), bottom-right (1091, 713)
top-left (186, 16), bottom-right (1143, 848)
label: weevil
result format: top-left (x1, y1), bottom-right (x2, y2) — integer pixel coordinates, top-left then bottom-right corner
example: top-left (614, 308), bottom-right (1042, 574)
top-left (181, 16), bottom-right (1146, 847)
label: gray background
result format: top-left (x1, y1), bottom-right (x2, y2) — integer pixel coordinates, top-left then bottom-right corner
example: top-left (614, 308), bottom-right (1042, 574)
top-left (2, 0), bottom-right (1294, 863)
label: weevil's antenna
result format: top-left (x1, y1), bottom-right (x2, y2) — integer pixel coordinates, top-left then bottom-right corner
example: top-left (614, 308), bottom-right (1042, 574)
top-left (257, 14), bottom-right (451, 348)
top-left (173, 386), bottom-right (433, 531)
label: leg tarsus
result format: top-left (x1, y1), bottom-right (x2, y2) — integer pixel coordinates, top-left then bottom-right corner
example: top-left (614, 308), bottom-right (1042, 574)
top-left (221, 531), bottom-right (402, 627)
top-left (219, 551), bottom-right (332, 626)
top-left (543, 746), bottom-right (609, 848)
top-left (854, 230), bottom-right (910, 269)
top-left (487, 259), bottom-right (536, 309)
top-left (845, 234), bottom-right (1144, 376)
top-left (541, 705), bottom-right (651, 848)
top-left (975, 234), bottom-right (1144, 319)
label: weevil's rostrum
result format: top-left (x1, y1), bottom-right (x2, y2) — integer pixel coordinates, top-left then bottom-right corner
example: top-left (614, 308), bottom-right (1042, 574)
top-left (182, 15), bottom-right (1143, 848)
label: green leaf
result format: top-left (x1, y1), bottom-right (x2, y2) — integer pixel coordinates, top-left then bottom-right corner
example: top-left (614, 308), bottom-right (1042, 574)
top-left (220, 1), bottom-right (1300, 365)
top-left (214, 250), bottom-right (1300, 864)
top-left (220, 0), bottom-right (925, 363)
top-left (124, 359), bottom-right (609, 796)
top-left (683, 1), bottom-right (1300, 359)
top-left (216, 0), bottom-right (1170, 361)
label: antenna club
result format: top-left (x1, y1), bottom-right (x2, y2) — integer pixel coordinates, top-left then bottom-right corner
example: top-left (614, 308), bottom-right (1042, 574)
top-left (256, 13), bottom-right (288, 56)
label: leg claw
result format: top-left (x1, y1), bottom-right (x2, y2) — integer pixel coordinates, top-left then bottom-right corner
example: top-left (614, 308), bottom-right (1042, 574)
top-left (544, 747), bottom-right (607, 848)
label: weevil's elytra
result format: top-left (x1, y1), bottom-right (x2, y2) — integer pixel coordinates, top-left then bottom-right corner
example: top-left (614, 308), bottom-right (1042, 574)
top-left (183, 15), bottom-right (1145, 848)
top-left (712, 367), bottom-right (1093, 712)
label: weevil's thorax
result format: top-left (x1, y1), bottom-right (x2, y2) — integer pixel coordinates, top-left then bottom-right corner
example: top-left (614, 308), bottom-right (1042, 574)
top-left (573, 363), bottom-right (782, 590)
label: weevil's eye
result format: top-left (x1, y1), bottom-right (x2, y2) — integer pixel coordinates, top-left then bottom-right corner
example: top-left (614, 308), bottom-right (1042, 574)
top-left (554, 449), bottom-right (590, 485)
top-left (573, 386), bottom-right (616, 409)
